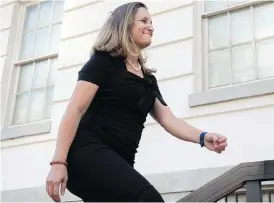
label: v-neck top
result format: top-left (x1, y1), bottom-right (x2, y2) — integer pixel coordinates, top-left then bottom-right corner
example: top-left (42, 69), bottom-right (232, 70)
top-left (70, 51), bottom-right (167, 165)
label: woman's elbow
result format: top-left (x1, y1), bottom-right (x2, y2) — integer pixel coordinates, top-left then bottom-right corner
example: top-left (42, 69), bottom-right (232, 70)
top-left (66, 100), bottom-right (86, 118)
top-left (159, 114), bottom-right (176, 130)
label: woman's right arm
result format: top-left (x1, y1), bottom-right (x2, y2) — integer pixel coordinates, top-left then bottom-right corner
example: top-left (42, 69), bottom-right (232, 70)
top-left (47, 51), bottom-right (108, 202)
top-left (52, 52), bottom-right (108, 162)
top-left (52, 80), bottom-right (98, 164)
top-left (46, 80), bottom-right (99, 202)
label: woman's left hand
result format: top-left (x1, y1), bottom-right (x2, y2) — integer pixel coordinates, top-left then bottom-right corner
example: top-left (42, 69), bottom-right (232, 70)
top-left (204, 133), bottom-right (227, 154)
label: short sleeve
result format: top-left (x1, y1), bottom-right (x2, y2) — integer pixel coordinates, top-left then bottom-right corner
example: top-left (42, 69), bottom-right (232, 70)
top-left (150, 74), bottom-right (167, 106)
top-left (77, 52), bottom-right (109, 86)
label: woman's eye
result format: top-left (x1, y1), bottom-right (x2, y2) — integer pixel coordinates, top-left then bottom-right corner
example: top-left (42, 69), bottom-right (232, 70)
top-left (141, 19), bottom-right (147, 23)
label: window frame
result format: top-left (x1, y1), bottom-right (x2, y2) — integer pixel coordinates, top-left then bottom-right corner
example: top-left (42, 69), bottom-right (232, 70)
top-left (1, 0), bottom-right (63, 140)
top-left (189, 0), bottom-right (274, 107)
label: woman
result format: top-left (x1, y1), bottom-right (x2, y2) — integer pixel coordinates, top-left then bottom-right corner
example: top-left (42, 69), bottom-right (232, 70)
top-left (46, 2), bottom-right (227, 202)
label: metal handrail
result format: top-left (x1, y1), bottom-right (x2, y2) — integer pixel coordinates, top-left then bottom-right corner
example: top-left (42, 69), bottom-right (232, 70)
top-left (178, 160), bottom-right (274, 202)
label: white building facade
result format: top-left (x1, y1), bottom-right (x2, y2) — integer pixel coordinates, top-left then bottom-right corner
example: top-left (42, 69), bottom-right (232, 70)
top-left (1, 0), bottom-right (274, 202)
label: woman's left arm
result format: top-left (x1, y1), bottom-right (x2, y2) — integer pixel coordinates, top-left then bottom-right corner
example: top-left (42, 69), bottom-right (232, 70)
top-left (150, 99), bottom-right (228, 154)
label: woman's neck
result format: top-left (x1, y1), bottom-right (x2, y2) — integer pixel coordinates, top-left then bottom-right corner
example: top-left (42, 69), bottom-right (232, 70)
top-left (127, 46), bottom-right (141, 65)
top-left (127, 55), bottom-right (139, 65)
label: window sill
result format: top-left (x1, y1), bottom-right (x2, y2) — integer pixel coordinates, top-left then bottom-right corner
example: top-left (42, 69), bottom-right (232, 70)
top-left (188, 79), bottom-right (274, 107)
top-left (1, 120), bottom-right (52, 140)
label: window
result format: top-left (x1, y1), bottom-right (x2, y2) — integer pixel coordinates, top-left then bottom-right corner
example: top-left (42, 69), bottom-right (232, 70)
top-left (13, 0), bottom-right (64, 124)
top-left (188, 0), bottom-right (274, 107)
top-left (203, 0), bottom-right (274, 89)
top-left (1, 0), bottom-right (64, 139)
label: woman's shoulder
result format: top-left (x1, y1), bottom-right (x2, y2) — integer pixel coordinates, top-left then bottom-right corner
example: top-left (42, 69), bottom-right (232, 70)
top-left (78, 51), bottom-right (120, 85)
top-left (90, 50), bottom-right (124, 65)
top-left (89, 50), bottom-right (112, 64)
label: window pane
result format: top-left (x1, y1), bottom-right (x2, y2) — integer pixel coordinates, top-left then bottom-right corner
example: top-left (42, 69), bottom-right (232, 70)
top-left (232, 44), bottom-right (255, 83)
top-left (262, 192), bottom-right (269, 202)
top-left (28, 89), bottom-right (45, 121)
top-left (13, 92), bottom-right (29, 124)
top-left (38, 1), bottom-right (53, 28)
top-left (209, 49), bottom-right (231, 87)
top-left (237, 193), bottom-right (246, 202)
top-left (49, 24), bottom-right (61, 53)
top-left (53, 1), bottom-right (64, 23)
top-left (209, 14), bottom-right (229, 50)
top-left (254, 2), bottom-right (274, 39)
top-left (20, 32), bottom-right (35, 59)
top-left (23, 4), bottom-right (38, 32)
top-left (34, 27), bottom-right (50, 56)
top-left (256, 39), bottom-right (274, 79)
top-left (32, 60), bottom-right (49, 89)
top-left (205, 1), bottom-right (226, 12)
top-left (47, 58), bottom-right (57, 86)
top-left (227, 194), bottom-right (236, 202)
top-left (45, 86), bottom-right (54, 118)
top-left (18, 63), bottom-right (33, 93)
top-left (231, 8), bottom-right (253, 45)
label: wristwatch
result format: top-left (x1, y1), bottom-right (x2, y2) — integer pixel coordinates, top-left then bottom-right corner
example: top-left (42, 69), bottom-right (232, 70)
top-left (200, 132), bottom-right (207, 148)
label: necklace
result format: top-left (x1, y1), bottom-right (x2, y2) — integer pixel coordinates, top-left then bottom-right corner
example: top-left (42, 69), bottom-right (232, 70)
top-left (126, 59), bottom-right (142, 72)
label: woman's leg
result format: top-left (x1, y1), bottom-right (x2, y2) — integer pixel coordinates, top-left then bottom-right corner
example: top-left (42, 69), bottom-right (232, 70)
top-left (67, 143), bottom-right (164, 202)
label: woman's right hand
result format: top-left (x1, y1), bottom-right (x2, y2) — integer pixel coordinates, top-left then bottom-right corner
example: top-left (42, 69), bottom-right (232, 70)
top-left (46, 164), bottom-right (68, 202)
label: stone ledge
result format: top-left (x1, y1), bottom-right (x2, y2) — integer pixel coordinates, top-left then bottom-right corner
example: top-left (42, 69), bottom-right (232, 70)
top-left (189, 79), bottom-right (274, 107)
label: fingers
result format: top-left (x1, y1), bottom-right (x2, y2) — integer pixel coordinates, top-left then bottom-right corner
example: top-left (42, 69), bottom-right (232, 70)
top-left (61, 178), bottom-right (68, 196)
top-left (46, 181), bottom-right (54, 202)
top-left (218, 135), bottom-right (227, 143)
top-left (220, 142), bottom-right (228, 147)
top-left (46, 180), bottom-right (61, 202)
top-left (205, 133), bottom-right (228, 154)
top-left (53, 183), bottom-right (61, 202)
top-left (214, 141), bottom-right (227, 153)
top-left (215, 134), bottom-right (228, 152)
top-left (212, 135), bottom-right (220, 145)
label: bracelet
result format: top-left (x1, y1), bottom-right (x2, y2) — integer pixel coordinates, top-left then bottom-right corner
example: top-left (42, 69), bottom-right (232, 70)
top-left (200, 132), bottom-right (207, 148)
top-left (50, 160), bottom-right (68, 166)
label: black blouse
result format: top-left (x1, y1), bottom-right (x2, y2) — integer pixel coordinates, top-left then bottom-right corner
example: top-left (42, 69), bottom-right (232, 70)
top-left (71, 51), bottom-right (167, 165)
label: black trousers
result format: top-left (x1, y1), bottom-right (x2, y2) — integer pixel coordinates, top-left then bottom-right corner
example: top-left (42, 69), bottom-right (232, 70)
top-left (66, 142), bottom-right (164, 202)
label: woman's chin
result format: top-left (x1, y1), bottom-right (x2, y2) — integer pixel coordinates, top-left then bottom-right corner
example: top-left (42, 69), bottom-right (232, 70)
top-left (139, 41), bottom-right (152, 49)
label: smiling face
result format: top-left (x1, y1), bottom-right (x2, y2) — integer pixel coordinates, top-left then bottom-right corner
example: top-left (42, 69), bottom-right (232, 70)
top-left (92, 2), bottom-right (153, 58)
top-left (130, 7), bottom-right (153, 50)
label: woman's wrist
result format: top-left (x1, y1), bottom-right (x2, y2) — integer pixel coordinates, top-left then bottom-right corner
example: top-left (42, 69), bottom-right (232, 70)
top-left (199, 132), bottom-right (208, 147)
top-left (51, 153), bottom-right (68, 166)
top-left (52, 147), bottom-right (69, 163)
top-left (50, 160), bottom-right (68, 166)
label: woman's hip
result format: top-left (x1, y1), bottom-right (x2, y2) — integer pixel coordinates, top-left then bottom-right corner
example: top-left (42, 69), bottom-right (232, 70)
top-left (66, 143), bottom-right (163, 202)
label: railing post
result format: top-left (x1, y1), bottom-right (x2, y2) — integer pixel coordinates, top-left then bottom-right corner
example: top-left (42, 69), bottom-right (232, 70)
top-left (246, 181), bottom-right (262, 202)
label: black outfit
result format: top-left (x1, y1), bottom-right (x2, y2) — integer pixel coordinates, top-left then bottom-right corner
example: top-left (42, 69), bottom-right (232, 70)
top-left (66, 51), bottom-right (167, 202)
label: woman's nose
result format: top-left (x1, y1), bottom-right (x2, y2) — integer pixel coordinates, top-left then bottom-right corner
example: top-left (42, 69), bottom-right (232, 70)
top-left (147, 26), bottom-right (154, 33)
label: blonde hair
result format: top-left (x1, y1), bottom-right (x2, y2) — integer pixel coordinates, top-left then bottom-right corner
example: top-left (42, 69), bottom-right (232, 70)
top-left (92, 2), bottom-right (155, 74)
